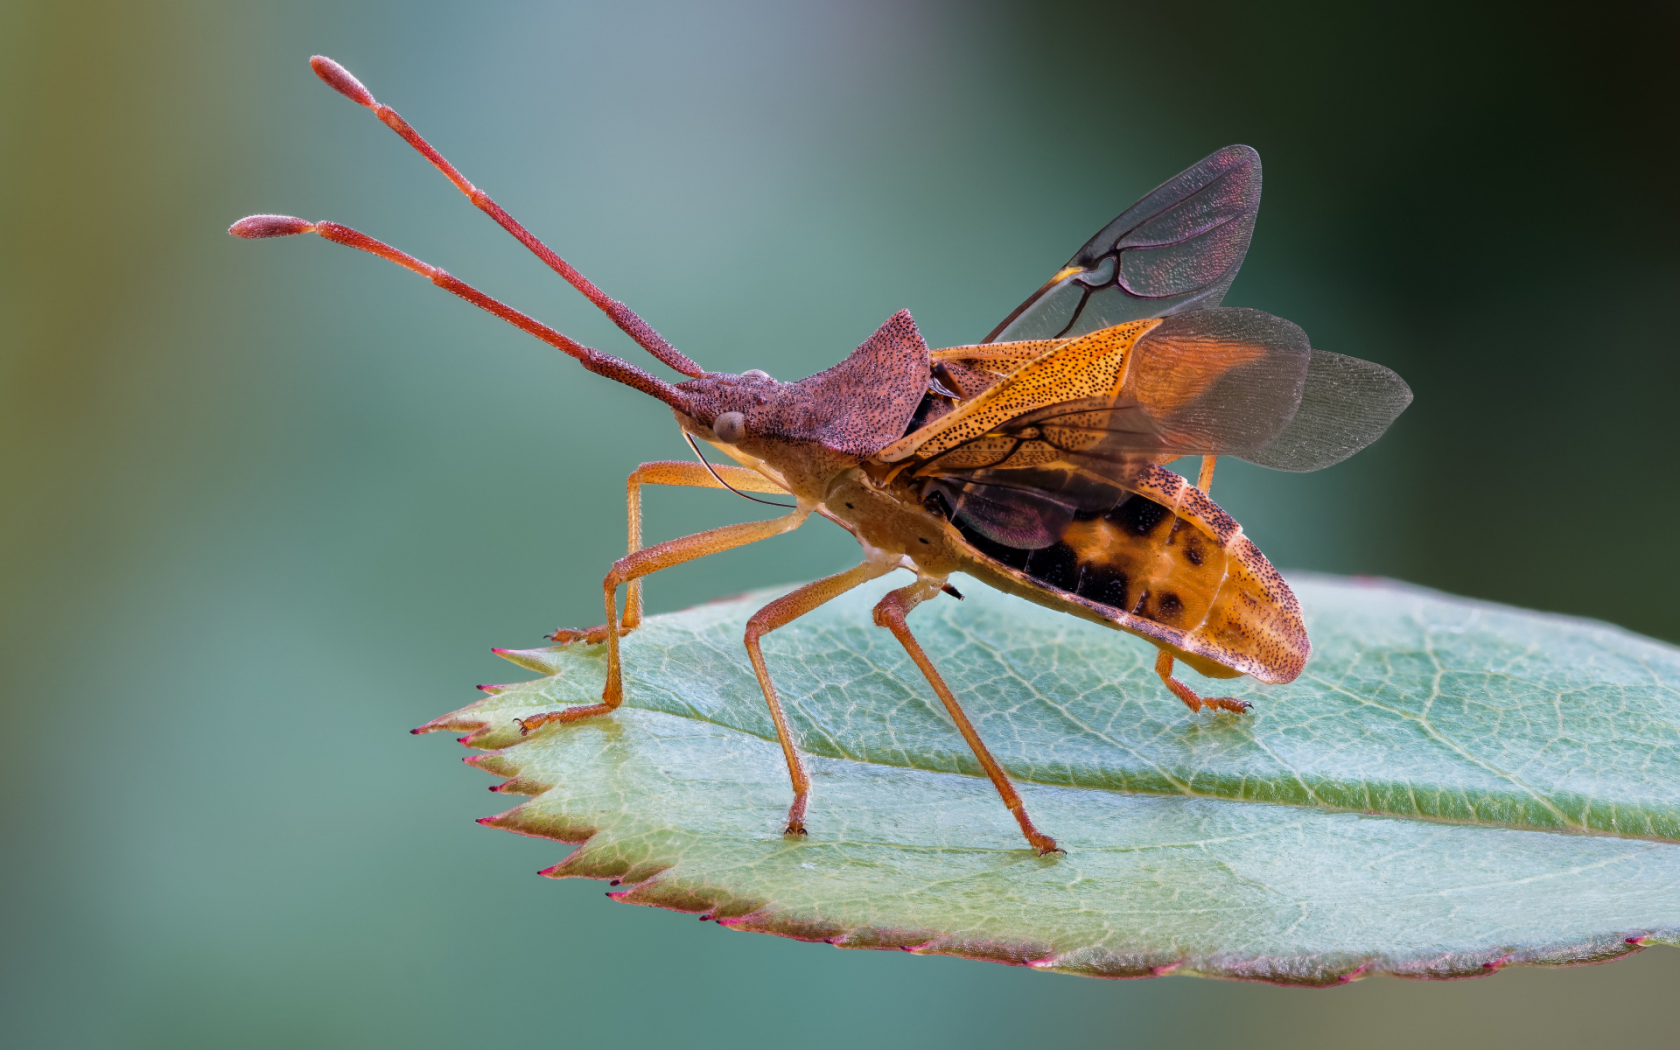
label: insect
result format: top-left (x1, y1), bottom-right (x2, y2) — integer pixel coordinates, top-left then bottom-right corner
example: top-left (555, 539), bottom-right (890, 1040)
top-left (233, 57), bottom-right (1411, 854)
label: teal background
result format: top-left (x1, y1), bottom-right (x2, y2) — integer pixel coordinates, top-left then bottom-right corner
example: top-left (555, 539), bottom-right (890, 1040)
top-left (3, 1), bottom-right (1675, 1046)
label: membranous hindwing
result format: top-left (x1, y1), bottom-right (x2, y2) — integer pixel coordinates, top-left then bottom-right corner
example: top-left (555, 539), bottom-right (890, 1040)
top-left (985, 145), bottom-right (1262, 343)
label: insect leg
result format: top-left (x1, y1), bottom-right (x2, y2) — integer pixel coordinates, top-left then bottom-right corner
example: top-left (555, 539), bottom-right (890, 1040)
top-left (548, 461), bottom-right (789, 645)
top-left (872, 581), bottom-right (1061, 855)
top-left (1154, 650), bottom-right (1251, 714)
top-left (304, 57), bottom-right (702, 378)
top-left (1196, 455), bottom-right (1217, 495)
top-left (742, 562), bottom-right (895, 836)
top-left (516, 507), bottom-right (811, 734)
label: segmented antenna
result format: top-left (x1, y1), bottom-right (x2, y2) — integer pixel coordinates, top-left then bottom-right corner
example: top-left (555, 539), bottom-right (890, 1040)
top-left (306, 55), bottom-right (703, 378)
top-left (228, 216), bottom-right (691, 412)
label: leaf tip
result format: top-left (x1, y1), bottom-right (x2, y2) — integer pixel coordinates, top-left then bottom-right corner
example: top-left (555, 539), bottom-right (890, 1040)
top-left (456, 723), bottom-right (505, 747)
top-left (409, 713), bottom-right (488, 738)
top-left (490, 645), bottom-right (569, 673)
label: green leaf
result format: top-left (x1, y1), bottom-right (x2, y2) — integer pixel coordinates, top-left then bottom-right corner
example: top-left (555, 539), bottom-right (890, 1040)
top-left (418, 574), bottom-right (1680, 984)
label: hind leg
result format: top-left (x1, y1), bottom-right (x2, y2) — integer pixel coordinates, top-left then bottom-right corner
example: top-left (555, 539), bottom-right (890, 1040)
top-left (1155, 649), bottom-right (1250, 714)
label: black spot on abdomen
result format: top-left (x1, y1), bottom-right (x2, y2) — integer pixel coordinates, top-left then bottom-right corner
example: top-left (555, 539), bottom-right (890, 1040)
top-left (1024, 542), bottom-right (1079, 591)
top-left (1111, 494), bottom-right (1170, 537)
top-left (1076, 564), bottom-right (1128, 609)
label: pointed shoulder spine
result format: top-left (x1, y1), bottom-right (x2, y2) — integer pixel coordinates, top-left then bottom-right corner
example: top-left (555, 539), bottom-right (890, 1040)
top-left (795, 309), bottom-right (931, 458)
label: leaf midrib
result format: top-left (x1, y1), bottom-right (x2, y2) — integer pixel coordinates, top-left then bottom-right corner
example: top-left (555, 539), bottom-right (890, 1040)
top-left (1302, 668), bottom-right (1581, 831)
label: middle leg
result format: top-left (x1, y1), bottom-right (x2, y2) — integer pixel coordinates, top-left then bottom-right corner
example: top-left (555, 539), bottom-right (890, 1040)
top-left (741, 561), bottom-right (894, 836)
top-left (872, 579), bottom-right (1060, 854)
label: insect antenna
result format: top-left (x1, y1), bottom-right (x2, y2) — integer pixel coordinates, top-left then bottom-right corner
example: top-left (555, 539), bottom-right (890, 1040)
top-left (306, 56), bottom-right (703, 378)
top-left (682, 432), bottom-right (796, 508)
top-left (227, 215), bottom-right (691, 412)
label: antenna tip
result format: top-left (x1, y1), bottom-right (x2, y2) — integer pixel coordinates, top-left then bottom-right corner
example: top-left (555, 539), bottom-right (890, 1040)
top-left (229, 214), bottom-right (316, 239)
top-left (310, 55), bottom-right (376, 107)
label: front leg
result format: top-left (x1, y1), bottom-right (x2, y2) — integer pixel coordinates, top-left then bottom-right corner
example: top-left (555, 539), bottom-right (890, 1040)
top-left (518, 504), bottom-right (810, 734)
top-left (548, 459), bottom-right (789, 644)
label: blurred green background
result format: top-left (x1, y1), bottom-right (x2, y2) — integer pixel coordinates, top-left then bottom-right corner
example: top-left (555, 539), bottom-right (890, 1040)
top-left (4, 1), bottom-right (1676, 1046)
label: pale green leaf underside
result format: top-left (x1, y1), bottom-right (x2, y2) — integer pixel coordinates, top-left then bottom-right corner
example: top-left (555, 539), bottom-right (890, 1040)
top-left (421, 575), bottom-right (1680, 983)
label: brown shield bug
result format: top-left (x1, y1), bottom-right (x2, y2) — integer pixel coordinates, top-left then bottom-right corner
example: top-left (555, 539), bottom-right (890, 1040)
top-left (233, 57), bottom-right (1410, 853)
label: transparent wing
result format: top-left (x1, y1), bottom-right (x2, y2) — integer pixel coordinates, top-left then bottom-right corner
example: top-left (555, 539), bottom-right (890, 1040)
top-left (1121, 308), bottom-right (1412, 472)
top-left (1120, 307), bottom-right (1310, 457)
top-left (1245, 349), bottom-right (1413, 471)
top-left (985, 145), bottom-right (1262, 343)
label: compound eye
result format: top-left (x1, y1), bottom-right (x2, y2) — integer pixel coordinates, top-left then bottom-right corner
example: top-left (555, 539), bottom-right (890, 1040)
top-left (713, 411), bottom-right (747, 444)
top-left (741, 369), bottom-right (771, 381)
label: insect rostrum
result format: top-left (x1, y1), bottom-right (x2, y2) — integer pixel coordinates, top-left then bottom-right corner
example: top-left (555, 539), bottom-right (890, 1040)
top-left (232, 56), bottom-right (1411, 854)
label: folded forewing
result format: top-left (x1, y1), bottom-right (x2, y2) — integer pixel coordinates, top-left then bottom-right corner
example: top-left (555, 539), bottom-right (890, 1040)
top-left (1121, 307), bottom-right (1311, 458)
top-left (902, 308), bottom-right (1324, 548)
top-left (878, 320), bottom-right (1161, 464)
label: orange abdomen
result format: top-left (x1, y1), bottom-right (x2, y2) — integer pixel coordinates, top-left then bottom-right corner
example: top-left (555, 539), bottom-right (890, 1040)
top-left (945, 464), bottom-right (1308, 685)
